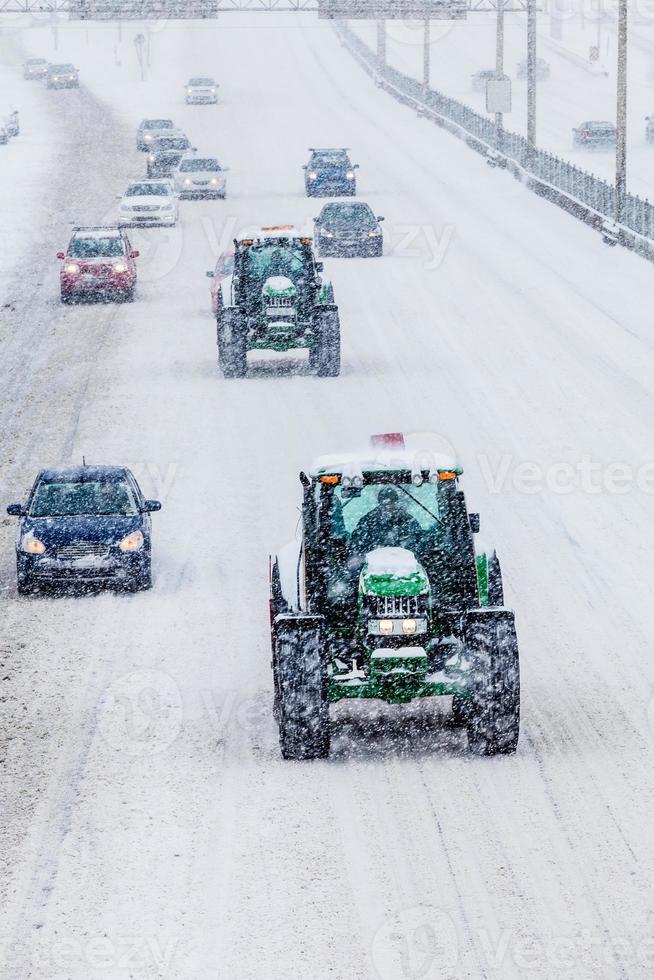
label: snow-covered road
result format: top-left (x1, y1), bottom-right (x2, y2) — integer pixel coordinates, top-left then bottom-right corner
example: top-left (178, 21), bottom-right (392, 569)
top-left (2, 13), bottom-right (654, 980)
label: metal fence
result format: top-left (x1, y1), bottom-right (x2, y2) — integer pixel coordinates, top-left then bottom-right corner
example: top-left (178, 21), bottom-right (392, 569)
top-left (337, 20), bottom-right (654, 246)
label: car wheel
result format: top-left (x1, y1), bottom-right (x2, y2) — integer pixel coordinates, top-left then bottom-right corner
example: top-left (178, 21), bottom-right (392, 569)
top-left (60, 291), bottom-right (73, 305)
top-left (17, 576), bottom-right (35, 597)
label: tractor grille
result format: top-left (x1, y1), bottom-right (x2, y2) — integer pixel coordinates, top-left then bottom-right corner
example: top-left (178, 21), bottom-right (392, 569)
top-left (55, 542), bottom-right (110, 560)
top-left (265, 294), bottom-right (294, 308)
top-left (370, 595), bottom-right (420, 617)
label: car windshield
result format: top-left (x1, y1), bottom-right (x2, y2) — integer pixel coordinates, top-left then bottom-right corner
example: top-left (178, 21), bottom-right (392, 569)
top-left (30, 479), bottom-right (138, 517)
top-left (311, 152), bottom-right (349, 167)
top-left (179, 158), bottom-right (219, 172)
top-left (69, 237), bottom-right (124, 258)
top-left (144, 119), bottom-right (173, 129)
top-left (190, 78), bottom-right (214, 85)
top-left (27, 59), bottom-right (46, 65)
top-left (51, 64), bottom-right (75, 72)
top-left (126, 183), bottom-right (170, 196)
top-left (245, 244), bottom-right (307, 281)
top-left (320, 205), bottom-right (374, 229)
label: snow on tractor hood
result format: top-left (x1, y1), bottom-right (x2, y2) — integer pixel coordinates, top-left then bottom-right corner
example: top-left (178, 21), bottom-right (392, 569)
top-left (359, 547), bottom-right (430, 597)
top-left (262, 276), bottom-right (296, 299)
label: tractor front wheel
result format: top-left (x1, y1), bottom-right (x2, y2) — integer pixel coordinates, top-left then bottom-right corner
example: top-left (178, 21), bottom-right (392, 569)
top-left (274, 618), bottom-right (330, 760)
top-left (464, 610), bottom-right (520, 756)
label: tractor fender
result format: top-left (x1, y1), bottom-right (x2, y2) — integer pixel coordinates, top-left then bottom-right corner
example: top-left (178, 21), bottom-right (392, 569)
top-left (273, 539), bottom-right (305, 613)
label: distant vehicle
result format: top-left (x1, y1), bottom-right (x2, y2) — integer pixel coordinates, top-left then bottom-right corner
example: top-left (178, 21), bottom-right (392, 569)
top-left (314, 201), bottom-right (383, 257)
top-left (645, 114), bottom-right (654, 143)
top-left (206, 250), bottom-right (235, 315)
top-left (57, 226), bottom-right (138, 303)
top-left (0, 127), bottom-right (8, 146)
top-left (7, 465), bottom-right (161, 594)
top-left (304, 148), bottom-right (358, 197)
top-left (23, 57), bottom-right (48, 80)
top-left (174, 155), bottom-right (228, 198)
top-left (572, 120), bottom-right (617, 148)
top-left (46, 63), bottom-right (79, 89)
top-left (5, 110), bottom-right (19, 138)
top-left (185, 76), bottom-right (218, 104)
top-left (471, 69), bottom-right (497, 93)
top-left (118, 179), bottom-right (178, 227)
top-left (136, 117), bottom-right (175, 151)
top-left (147, 133), bottom-right (193, 177)
top-left (516, 57), bottom-right (550, 80)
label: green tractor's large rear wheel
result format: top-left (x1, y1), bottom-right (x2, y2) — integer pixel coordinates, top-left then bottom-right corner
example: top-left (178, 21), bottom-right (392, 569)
top-left (310, 305), bottom-right (341, 378)
top-left (218, 308), bottom-right (247, 378)
top-left (464, 610), bottom-right (520, 756)
top-left (274, 616), bottom-right (330, 760)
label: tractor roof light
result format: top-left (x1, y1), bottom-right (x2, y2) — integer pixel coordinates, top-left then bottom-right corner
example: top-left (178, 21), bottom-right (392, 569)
top-left (319, 474), bottom-right (340, 484)
top-left (411, 473), bottom-right (424, 487)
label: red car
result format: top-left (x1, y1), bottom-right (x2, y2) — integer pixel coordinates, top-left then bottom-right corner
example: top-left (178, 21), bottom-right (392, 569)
top-left (206, 250), bottom-right (234, 315)
top-left (58, 226), bottom-right (138, 304)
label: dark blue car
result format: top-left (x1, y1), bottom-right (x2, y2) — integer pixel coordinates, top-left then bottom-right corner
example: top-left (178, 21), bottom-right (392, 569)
top-left (6, 465), bottom-right (161, 595)
top-left (303, 148), bottom-right (358, 197)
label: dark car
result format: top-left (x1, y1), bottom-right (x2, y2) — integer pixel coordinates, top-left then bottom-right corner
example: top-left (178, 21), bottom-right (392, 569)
top-left (136, 117), bottom-right (175, 151)
top-left (314, 201), bottom-right (384, 257)
top-left (46, 63), bottom-right (79, 89)
top-left (304, 148), bottom-right (358, 197)
top-left (572, 120), bottom-right (616, 148)
top-left (23, 58), bottom-right (48, 80)
top-left (147, 133), bottom-right (193, 177)
top-left (7, 466), bottom-right (161, 595)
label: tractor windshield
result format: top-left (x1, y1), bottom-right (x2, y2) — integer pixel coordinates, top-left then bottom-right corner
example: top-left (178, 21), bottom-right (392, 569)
top-left (245, 244), bottom-right (307, 285)
top-left (329, 482), bottom-right (442, 558)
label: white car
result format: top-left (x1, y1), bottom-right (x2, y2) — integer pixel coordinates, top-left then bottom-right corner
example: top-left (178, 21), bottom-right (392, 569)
top-left (173, 155), bottom-right (229, 198)
top-left (185, 77), bottom-right (218, 104)
top-left (117, 179), bottom-right (178, 227)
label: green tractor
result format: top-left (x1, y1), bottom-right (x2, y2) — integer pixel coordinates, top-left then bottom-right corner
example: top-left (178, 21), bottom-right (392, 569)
top-left (215, 225), bottom-right (340, 378)
top-left (269, 435), bottom-right (520, 760)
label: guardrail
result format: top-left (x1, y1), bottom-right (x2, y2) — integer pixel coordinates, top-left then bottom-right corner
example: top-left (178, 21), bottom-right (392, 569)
top-left (336, 19), bottom-right (654, 261)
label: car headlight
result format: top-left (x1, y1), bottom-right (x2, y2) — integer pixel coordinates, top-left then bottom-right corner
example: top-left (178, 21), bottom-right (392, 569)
top-left (22, 534), bottom-right (46, 555)
top-left (209, 178), bottom-right (218, 184)
top-left (379, 619), bottom-right (394, 636)
top-left (184, 178), bottom-right (192, 186)
top-left (64, 262), bottom-right (80, 274)
top-left (53, 76), bottom-right (59, 81)
top-left (144, 133), bottom-right (152, 141)
top-left (368, 229), bottom-right (381, 237)
top-left (119, 530), bottom-right (144, 552)
top-left (346, 171), bottom-right (355, 180)
top-left (308, 171), bottom-right (317, 180)
top-left (148, 154), bottom-right (155, 162)
top-left (113, 262), bottom-right (127, 273)
top-left (321, 230), bottom-right (334, 238)
top-left (187, 88), bottom-right (192, 94)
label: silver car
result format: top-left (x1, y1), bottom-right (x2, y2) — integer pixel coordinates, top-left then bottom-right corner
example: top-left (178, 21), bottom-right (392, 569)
top-left (174, 156), bottom-right (229, 198)
top-left (185, 77), bottom-right (218, 105)
top-left (136, 117), bottom-right (175, 151)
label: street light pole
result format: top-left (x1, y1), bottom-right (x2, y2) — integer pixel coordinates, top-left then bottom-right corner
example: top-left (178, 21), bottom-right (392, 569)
top-left (615, 0), bottom-right (627, 224)
top-left (527, 0), bottom-right (536, 164)
top-left (495, 0), bottom-right (505, 150)
top-left (423, 17), bottom-right (430, 95)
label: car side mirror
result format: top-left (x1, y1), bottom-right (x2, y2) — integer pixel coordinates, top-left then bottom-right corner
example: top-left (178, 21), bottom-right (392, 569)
top-left (142, 499), bottom-right (161, 513)
top-left (353, 163), bottom-right (360, 169)
top-left (221, 166), bottom-right (230, 172)
top-left (315, 261), bottom-right (324, 272)
top-left (302, 165), bottom-right (307, 170)
top-left (130, 250), bottom-right (140, 258)
top-left (377, 215), bottom-right (385, 221)
top-left (6, 504), bottom-right (22, 516)
top-left (312, 216), bottom-right (318, 222)
top-left (469, 513), bottom-right (480, 534)
top-left (206, 270), bottom-right (215, 278)
top-left (56, 251), bottom-right (65, 259)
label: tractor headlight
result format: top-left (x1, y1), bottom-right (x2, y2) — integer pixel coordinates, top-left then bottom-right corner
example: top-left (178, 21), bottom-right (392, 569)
top-left (64, 262), bottom-right (80, 274)
top-left (379, 619), bottom-right (394, 635)
top-left (119, 530), bottom-right (144, 552)
top-left (22, 534), bottom-right (46, 555)
top-left (402, 618), bottom-right (417, 635)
